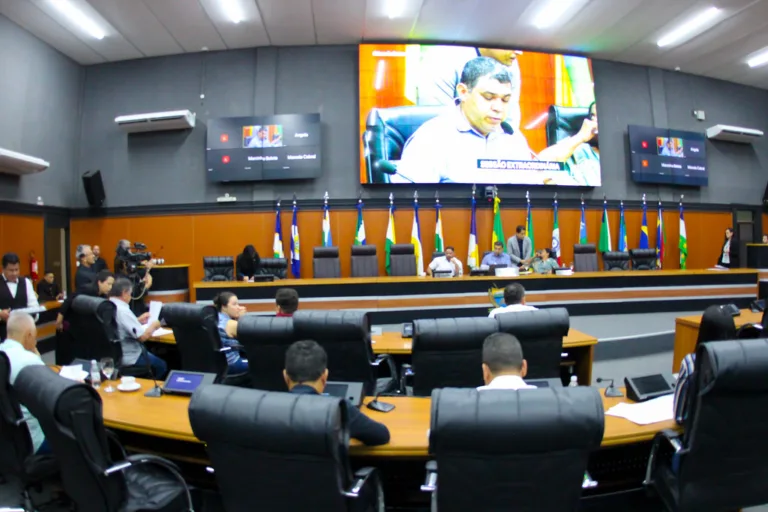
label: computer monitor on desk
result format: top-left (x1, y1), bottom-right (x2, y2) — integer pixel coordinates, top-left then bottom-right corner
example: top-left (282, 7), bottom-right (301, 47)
top-left (432, 270), bottom-right (453, 278)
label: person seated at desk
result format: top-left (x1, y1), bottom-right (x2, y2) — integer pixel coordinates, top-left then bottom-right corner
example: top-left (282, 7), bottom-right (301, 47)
top-left (427, 246), bottom-right (463, 277)
top-left (478, 332), bottom-right (535, 391)
top-left (276, 288), bottom-right (299, 317)
top-left (36, 270), bottom-right (63, 301)
top-left (213, 291), bottom-right (248, 375)
top-left (481, 241), bottom-right (512, 268)
top-left (236, 245), bottom-right (262, 282)
top-left (673, 305), bottom-right (736, 425)
top-left (283, 340), bottom-right (390, 446)
top-left (530, 248), bottom-right (559, 274)
top-left (56, 270), bottom-right (115, 331)
top-left (0, 312), bottom-right (49, 453)
top-left (488, 283), bottom-right (537, 318)
top-left (109, 278), bottom-right (167, 379)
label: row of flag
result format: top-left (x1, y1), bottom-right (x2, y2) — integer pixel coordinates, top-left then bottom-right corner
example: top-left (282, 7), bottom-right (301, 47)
top-left (272, 194), bottom-right (691, 277)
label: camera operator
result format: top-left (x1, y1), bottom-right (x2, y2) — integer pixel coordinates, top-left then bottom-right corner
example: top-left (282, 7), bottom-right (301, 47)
top-left (114, 240), bottom-right (153, 315)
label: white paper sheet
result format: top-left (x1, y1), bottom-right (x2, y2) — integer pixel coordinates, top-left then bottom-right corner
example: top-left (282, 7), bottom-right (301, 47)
top-left (12, 306), bottom-right (47, 315)
top-left (147, 301), bottom-right (162, 325)
top-left (605, 394), bottom-right (674, 426)
top-left (152, 327), bottom-right (173, 337)
top-left (60, 364), bottom-right (89, 382)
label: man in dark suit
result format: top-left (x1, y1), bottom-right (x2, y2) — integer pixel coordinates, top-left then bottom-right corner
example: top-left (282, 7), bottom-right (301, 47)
top-left (36, 270), bottom-right (63, 301)
top-left (74, 244), bottom-right (97, 290)
top-left (92, 245), bottom-right (108, 273)
top-left (283, 340), bottom-right (390, 446)
top-left (56, 270), bottom-right (115, 331)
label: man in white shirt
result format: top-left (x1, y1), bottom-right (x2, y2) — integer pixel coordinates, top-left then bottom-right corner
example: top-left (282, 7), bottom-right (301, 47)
top-left (0, 253), bottom-right (40, 341)
top-left (488, 283), bottom-right (537, 318)
top-left (0, 312), bottom-right (48, 453)
top-left (108, 277), bottom-right (167, 378)
top-left (477, 332), bottom-right (535, 391)
top-left (427, 246), bottom-right (463, 277)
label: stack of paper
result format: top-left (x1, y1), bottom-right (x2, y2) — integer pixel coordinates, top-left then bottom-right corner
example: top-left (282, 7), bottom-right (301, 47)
top-left (60, 364), bottom-right (89, 382)
top-left (153, 327), bottom-right (173, 337)
top-left (605, 394), bottom-right (674, 425)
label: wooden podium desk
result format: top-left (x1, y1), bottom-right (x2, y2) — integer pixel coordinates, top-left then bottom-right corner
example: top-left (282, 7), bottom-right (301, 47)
top-left (97, 381), bottom-right (675, 459)
top-left (673, 309), bottom-right (761, 370)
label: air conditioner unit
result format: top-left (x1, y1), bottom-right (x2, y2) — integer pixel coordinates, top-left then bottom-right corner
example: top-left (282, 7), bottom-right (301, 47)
top-left (706, 124), bottom-right (764, 144)
top-left (115, 110), bottom-right (196, 133)
top-left (0, 148), bottom-right (49, 175)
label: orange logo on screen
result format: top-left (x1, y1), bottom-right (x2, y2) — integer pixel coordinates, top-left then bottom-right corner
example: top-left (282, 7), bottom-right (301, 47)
top-left (220, 134), bottom-right (229, 143)
top-left (641, 160), bottom-right (649, 167)
top-left (222, 155), bottom-right (230, 164)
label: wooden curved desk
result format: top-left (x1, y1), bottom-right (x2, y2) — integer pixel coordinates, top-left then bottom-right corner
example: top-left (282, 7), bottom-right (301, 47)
top-left (97, 381), bottom-right (675, 458)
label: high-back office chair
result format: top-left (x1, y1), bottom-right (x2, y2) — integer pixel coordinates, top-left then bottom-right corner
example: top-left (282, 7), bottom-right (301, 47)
top-left (67, 295), bottom-right (119, 364)
top-left (203, 256), bottom-right (234, 281)
top-left (259, 258), bottom-right (288, 279)
top-left (602, 251), bottom-right (630, 271)
top-left (313, 247), bottom-right (341, 279)
top-left (389, 244), bottom-right (417, 277)
top-left (545, 105), bottom-right (591, 146)
top-left (645, 339), bottom-right (768, 511)
top-left (410, 318), bottom-right (498, 396)
top-left (573, 244), bottom-right (598, 272)
top-left (351, 245), bottom-right (379, 278)
top-left (236, 315), bottom-right (296, 391)
top-left (189, 385), bottom-right (383, 512)
top-left (424, 387), bottom-right (604, 512)
top-left (432, 251), bottom-right (444, 261)
top-left (629, 248), bottom-right (658, 270)
top-left (160, 303), bottom-right (246, 384)
top-left (14, 366), bottom-right (191, 512)
top-left (0, 353), bottom-right (59, 511)
top-left (293, 311), bottom-right (397, 395)
top-left (362, 105), bottom-right (445, 184)
top-left (495, 308), bottom-right (569, 379)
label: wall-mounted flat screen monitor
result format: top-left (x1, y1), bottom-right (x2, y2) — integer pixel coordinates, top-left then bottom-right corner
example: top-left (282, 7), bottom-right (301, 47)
top-left (206, 113), bottom-right (321, 182)
top-left (359, 44), bottom-right (600, 187)
top-left (628, 125), bottom-right (707, 186)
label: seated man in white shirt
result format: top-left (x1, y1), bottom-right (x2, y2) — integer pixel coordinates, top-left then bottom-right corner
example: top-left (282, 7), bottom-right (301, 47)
top-left (488, 283), bottom-right (537, 318)
top-left (477, 332), bottom-right (535, 391)
top-left (0, 312), bottom-right (49, 453)
top-left (427, 246), bottom-right (463, 277)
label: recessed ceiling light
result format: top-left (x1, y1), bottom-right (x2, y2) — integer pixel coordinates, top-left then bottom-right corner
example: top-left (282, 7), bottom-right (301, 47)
top-left (386, 0), bottom-right (406, 19)
top-left (747, 48), bottom-right (768, 68)
top-left (532, 0), bottom-right (576, 30)
top-left (50, 0), bottom-right (105, 40)
top-left (221, 0), bottom-right (244, 24)
top-left (657, 7), bottom-right (720, 48)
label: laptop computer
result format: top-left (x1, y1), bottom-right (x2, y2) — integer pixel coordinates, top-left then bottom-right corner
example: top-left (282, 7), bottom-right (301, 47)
top-left (323, 381), bottom-right (365, 407)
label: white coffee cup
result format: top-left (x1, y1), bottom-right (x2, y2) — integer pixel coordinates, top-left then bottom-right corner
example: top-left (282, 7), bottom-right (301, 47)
top-left (121, 376), bottom-right (136, 386)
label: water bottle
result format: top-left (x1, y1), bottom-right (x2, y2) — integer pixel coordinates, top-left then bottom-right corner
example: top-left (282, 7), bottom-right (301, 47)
top-left (90, 360), bottom-right (101, 389)
top-left (568, 375), bottom-right (578, 387)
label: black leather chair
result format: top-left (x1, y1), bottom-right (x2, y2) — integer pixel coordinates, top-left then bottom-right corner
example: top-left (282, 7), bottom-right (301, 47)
top-left (160, 303), bottom-right (247, 385)
top-left (0, 353), bottom-right (58, 511)
top-left (14, 366), bottom-right (191, 512)
top-left (410, 318), bottom-right (499, 396)
top-left (362, 105), bottom-right (445, 184)
top-left (546, 105), bottom-right (590, 145)
top-left (645, 339), bottom-right (768, 511)
top-left (630, 248), bottom-right (658, 270)
top-left (203, 256), bottom-right (234, 281)
top-left (351, 245), bottom-right (379, 278)
top-left (313, 247), bottom-right (341, 278)
top-left (495, 308), bottom-right (569, 379)
top-left (602, 251), bottom-right (631, 271)
top-left (236, 315), bottom-right (297, 391)
top-left (389, 244), bottom-right (417, 277)
top-left (432, 251), bottom-right (444, 260)
top-left (260, 258), bottom-right (287, 279)
top-left (293, 311), bottom-right (397, 395)
top-left (573, 243), bottom-right (598, 272)
top-left (424, 387), bottom-right (604, 512)
top-left (189, 385), bottom-right (382, 512)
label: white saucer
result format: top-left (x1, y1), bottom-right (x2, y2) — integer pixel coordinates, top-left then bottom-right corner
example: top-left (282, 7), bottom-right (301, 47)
top-left (117, 382), bottom-right (141, 392)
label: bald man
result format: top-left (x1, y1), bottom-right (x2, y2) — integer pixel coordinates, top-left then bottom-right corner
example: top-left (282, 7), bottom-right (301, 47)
top-left (0, 312), bottom-right (49, 453)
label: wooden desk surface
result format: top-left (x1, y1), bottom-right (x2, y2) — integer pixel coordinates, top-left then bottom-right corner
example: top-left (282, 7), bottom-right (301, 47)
top-left (193, 268), bottom-right (758, 289)
top-left (98, 381), bottom-right (673, 457)
top-left (675, 308), bottom-right (761, 329)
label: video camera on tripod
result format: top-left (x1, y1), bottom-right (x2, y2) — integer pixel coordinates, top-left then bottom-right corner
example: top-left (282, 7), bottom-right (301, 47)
top-left (116, 241), bottom-right (152, 275)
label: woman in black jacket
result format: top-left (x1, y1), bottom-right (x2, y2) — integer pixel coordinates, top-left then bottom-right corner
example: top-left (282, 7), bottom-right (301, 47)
top-left (717, 227), bottom-right (739, 268)
top-left (236, 245), bottom-right (261, 281)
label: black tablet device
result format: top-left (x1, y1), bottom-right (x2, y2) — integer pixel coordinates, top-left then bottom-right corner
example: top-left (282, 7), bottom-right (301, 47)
top-left (624, 374), bottom-right (674, 402)
top-left (162, 370), bottom-right (216, 395)
top-left (323, 381), bottom-right (364, 407)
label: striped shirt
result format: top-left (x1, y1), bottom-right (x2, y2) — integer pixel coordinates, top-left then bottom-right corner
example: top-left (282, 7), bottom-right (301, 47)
top-left (217, 312), bottom-right (240, 366)
top-left (673, 354), bottom-right (695, 425)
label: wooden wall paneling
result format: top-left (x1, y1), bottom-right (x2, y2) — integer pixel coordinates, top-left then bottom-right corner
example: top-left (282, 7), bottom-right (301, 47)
top-left (127, 215), bottom-right (194, 272)
top-left (0, 214), bottom-right (45, 281)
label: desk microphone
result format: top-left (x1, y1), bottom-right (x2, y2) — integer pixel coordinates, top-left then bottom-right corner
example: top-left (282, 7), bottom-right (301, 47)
top-left (596, 377), bottom-right (624, 398)
top-left (366, 392), bottom-right (395, 413)
top-left (140, 343), bottom-right (163, 398)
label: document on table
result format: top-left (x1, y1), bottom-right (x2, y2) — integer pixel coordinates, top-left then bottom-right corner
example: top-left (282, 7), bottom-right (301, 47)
top-left (60, 364), bottom-right (89, 382)
top-left (153, 327), bottom-right (173, 337)
top-left (605, 394), bottom-right (674, 426)
top-left (12, 306), bottom-right (47, 315)
top-left (147, 301), bottom-right (162, 325)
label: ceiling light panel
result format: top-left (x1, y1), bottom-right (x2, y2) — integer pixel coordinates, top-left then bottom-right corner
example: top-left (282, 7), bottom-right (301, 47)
top-left (49, 0), bottom-right (106, 39)
top-left (657, 7), bottom-right (720, 48)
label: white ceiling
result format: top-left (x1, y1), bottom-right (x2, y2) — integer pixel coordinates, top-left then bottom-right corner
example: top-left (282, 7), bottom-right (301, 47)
top-left (2, 0), bottom-right (768, 89)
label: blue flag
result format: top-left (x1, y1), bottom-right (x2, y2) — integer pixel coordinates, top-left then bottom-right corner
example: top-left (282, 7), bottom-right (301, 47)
top-left (290, 202), bottom-right (300, 278)
top-left (618, 202), bottom-right (628, 252)
top-left (273, 206), bottom-right (284, 258)
top-left (579, 201), bottom-right (587, 244)
top-left (639, 200), bottom-right (650, 249)
top-left (322, 201), bottom-right (332, 247)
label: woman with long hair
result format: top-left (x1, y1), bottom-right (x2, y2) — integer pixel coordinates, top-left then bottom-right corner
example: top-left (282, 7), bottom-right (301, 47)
top-left (236, 245), bottom-right (261, 282)
top-left (213, 291), bottom-right (248, 374)
top-left (717, 227), bottom-right (739, 268)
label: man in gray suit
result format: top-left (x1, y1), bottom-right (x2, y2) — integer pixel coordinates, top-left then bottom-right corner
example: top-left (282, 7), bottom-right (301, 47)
top-left (507, 225), bottom-right (533, 267)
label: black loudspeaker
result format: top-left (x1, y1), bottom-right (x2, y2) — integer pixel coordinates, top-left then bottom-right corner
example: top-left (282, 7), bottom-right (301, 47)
top-left (82, 170), bottom-right (105, 207)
